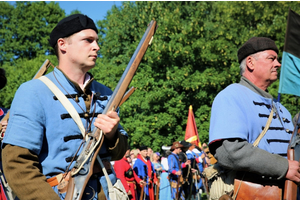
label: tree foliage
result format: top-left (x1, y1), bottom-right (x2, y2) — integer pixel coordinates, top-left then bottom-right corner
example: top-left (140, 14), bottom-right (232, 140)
top-left (1, 1), bottom-right (300, 152)
top-left (0, 1), bottom-right (64, 64)
top-left (94, 1), bottom-right (300, 151)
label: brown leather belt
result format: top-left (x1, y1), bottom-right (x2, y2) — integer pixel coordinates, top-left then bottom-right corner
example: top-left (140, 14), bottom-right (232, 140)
top-left (47, 160), bottom-right (112, 187)
top-left (47, 172), bottom-right (69, 187)
top-left (126, 181), bottom-right (136, 184)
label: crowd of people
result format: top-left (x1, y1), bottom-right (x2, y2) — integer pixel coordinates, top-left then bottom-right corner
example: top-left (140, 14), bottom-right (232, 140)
top-left (112, 141), bottom-right (212, 200)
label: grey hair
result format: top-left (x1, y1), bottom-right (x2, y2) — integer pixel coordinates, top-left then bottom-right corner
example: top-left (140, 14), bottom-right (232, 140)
top-left (239, 52), bottom-right (260, 75)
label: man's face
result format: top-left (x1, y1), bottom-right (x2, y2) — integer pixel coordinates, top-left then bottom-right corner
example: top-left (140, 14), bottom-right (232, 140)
top-left (175, 147), bottom-right (182, 155)
top-left (124, 150), bottom-right (130, 158)
top-left (148, 148), bottom-right (153, 157)
top-left (124, 150), bottom-right (131, 162)
top-left (251, 50), bottom-right (281, 86)
top-left (140, 150), bottom-right (148, 158)
top-left (64, 29), bottom-right (99, 69)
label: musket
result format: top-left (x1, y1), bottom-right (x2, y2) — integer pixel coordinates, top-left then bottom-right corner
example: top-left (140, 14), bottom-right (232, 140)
top-left (176, 174), bottom-right (182, 200)
top-left (199, 154), bottom-right (210, 199)
top-left (201, 174), bottom-right (210, 199)
top-left (65, 20), bottom-right (157, 200)
top-left (283, 113), bottom-right (300, 200)
top-left (155, 176), bottom-right (159, 200)
top-left (0, 59), bottom-right (53, 134)
top-left (139, 176), bottom-right (147, 200)
top-left (119, 86), bottom-right (136, 106)
top-left (193, 152), bottom-right (210, 199)
top-left (189, 157), bottom-right (197, 200)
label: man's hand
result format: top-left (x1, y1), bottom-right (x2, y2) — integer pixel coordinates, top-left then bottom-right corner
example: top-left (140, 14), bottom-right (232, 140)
top-left (139, 180), bottom-right (146, 186)
top-left (286, 160), bottom-right (300, 183)
top-left (185, 160), bottom-right (191, 166)
top-left (175, 171), bottom-right (182, 176)
top-left (127, 190), bottom-right (132, 196)
top-left (156, 181), bottom-right (160, 187)
top-left (94, 111), bottom-right (120, 140)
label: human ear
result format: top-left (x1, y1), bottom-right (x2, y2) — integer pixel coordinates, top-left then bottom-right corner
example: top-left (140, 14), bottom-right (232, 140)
top-left (57, 38), bottom-right (67, 52)
top-left (246, 56), bottom-right (255, 71)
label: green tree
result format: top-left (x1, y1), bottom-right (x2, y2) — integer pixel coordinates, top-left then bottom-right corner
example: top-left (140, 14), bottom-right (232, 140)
top-left (0, 55), bottom-right (57, 109)
top-left (93, 1), bottom-right (300, 151)
top-left (0, 1), bottom-right (65, 64)
top-left (0, 1), bottom-right (64, 108)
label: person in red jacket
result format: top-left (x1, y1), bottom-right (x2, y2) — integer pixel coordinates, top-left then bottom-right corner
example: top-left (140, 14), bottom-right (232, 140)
top-left (114, 149), bottom-right (146, 200)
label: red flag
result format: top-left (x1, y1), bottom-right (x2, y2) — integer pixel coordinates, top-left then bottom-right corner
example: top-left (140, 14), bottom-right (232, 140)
top-left (184, 105), bottom-right (201, 147)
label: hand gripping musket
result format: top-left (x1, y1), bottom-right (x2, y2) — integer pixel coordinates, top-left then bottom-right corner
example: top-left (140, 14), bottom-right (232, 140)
top-left (139, 176), bottom-right (147, 200)
top-left (65, 20), bottom-right (157, 200)
top-left (283, 113), bottom-right (300, 200)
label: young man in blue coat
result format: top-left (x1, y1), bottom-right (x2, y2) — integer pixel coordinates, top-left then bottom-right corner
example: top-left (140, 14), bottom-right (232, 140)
top-left (2, 14), bottom-right (128, 200)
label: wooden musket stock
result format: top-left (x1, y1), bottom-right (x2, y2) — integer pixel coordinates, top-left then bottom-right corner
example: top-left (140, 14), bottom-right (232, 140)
top-left (119, 86), bottom-right (136, 107)
top-left (283, 149), bottom-right (297, 200)
top-left (176, 174), bottom-right (182, 200)
top-left (155, 177), bottom-right (160, 200)
top-left (283, 114), bottom-right (300, 200)
top-left (140, 177), bottom-right (147, 200)
top-left (65, 20), bottom-right (157, 200)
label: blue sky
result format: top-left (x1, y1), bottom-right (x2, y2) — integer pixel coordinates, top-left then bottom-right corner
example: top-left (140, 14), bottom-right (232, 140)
top-left (8, 1), bottom-right (124, 22)
top-left (56, 1), bottom-right (124, 22)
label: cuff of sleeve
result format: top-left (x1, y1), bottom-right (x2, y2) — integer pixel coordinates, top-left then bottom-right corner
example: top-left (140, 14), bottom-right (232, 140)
top-left (196, 157), bottom-right (203, 163)
top-left (108, 130), bottom-right (120, 151)
top-left (277, 156), bottom-right (289, 180)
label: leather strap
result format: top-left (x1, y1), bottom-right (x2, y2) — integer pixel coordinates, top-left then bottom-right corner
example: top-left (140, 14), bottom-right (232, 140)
top-left (39, 76), bottom-right (87, 141)
top-left (253, 107), bottom-right (274, 147)
top-left (234, 107), bottom-right (274, 199)
top-left (40, 76), bottom-right (108, 187)
top-left (47, 172), bottom-right (70, 187)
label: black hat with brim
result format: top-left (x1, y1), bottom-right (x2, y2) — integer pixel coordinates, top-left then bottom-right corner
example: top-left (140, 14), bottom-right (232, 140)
top-left (139, 145), bottom-right (148, 151)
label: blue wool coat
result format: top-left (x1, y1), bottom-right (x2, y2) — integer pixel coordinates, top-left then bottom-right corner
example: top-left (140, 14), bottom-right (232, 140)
top-left (209, 83), bottom-right (293, 157)
top-left (3, 67), bottom-right (127, 199)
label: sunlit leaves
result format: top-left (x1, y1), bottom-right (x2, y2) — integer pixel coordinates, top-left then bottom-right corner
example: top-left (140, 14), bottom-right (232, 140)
top-left (93, 1), bottom-right (300, 151)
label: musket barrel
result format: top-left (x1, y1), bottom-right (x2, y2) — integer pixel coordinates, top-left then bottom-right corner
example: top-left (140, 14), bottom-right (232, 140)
top-left (99, 20), bottom-right (157, 115)
top-left (66, 20), bottom-right (157, 200)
